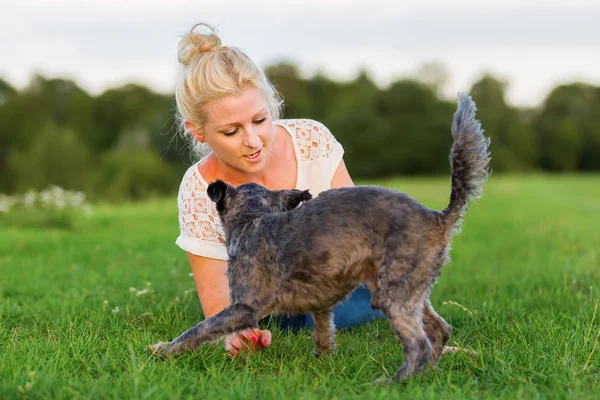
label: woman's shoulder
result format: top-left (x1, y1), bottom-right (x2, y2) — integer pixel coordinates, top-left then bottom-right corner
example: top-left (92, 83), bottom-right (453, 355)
top-left (276, 118), bottom-right (330, 134)
top-left (276, 118), bottom-right (337, 161)
top-left (178, 161), bottom-right (209, 202)
top-left (176, 160), bottom-right (226, 250)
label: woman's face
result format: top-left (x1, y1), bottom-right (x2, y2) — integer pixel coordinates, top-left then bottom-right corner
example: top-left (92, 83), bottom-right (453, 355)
top-left (199, 85), bottom-right (275, 175)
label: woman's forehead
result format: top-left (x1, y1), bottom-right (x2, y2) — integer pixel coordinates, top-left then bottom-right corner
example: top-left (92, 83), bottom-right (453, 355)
top-left (205, 87), bottom-right (268, 127)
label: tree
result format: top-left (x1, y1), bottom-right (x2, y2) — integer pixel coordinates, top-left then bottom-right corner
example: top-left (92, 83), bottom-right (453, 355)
top-left (535, 83), bottom-right (600, 171)
top-left (305, 72), bottom-right (341, 122)
top-left (264, 62), bottom-right (311, 118)
top-left (470, 75), bottom-right (538, 171)
top-left (92, 84), bottom-right (174, 153)
top-left (9, 125), bottom-right (91, 192)
top-left (0, 76), bottom-right (93, 192)
top-left (325, 70), bottom-right (390, 178)
top-left (376, 79), bottom-right (455, 176)
top-left (93, 149), bottom-right (179, 201)
top-left (0, 78), bottom-right (16, 106)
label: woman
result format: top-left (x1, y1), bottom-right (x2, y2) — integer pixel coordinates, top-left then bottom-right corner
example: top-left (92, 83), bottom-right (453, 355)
top-left (171, 23), bottom-right (382, 356)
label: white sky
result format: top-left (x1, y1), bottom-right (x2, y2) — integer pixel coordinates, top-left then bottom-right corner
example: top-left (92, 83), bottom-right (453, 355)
top-left (1, 0), bottom-right (599, 107)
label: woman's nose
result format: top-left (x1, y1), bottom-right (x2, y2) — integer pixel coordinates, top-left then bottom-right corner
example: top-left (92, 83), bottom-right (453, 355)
top-left (243, 127), bottom-right (261, 148)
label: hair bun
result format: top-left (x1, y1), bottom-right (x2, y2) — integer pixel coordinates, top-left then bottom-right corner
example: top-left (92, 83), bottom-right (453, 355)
top-left (178, 23), bottom-right (222, 67)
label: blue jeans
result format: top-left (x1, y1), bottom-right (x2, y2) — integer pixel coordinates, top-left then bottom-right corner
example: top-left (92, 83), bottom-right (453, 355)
top-left (271, 286), bottom-right (384, 332)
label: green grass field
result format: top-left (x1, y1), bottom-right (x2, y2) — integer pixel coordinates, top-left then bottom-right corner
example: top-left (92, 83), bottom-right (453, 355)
top-left (1, 174), bottom-right (599, 399)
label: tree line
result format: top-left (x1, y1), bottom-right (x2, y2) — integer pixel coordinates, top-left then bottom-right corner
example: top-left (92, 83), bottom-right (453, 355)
top-left (0, 63), bottom-right (598, 201)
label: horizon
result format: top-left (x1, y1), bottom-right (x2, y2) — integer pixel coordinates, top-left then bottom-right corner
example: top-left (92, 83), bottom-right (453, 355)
top-left (2, 0), bottom-right (599, 108)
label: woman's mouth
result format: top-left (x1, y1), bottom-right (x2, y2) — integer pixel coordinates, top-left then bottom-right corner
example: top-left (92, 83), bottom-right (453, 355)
top-left (243, 148), bottom-right (262, 162)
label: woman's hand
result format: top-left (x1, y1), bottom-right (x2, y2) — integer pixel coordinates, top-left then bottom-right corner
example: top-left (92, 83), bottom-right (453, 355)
top-left (225, 328), bottom-right (272, 356)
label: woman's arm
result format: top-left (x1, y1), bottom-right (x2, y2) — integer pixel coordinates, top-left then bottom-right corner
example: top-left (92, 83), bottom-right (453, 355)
top-left (187, 252), bottom-right (231, 318)
top-left (330, 159), bottom-right (354, 189)
top-left (186, 252), bottom-right (272, 355)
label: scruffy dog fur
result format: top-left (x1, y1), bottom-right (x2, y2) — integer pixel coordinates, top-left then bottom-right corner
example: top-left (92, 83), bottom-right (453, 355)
top-left (151, 93), bottom-right (491, 382)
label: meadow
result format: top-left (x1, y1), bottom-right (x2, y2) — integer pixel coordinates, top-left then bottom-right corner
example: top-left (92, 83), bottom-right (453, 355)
top-left (1, 174), bottom-right (599, 399)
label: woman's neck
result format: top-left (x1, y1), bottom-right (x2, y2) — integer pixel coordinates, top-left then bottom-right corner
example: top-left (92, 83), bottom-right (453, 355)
top-left (217, 156), bottom-right (271, 187)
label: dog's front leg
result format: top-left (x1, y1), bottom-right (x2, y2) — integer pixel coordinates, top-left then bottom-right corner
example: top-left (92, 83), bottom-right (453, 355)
top-left (311, 307), bottom-right (336, 357)
top-left (150, 303), bottom-right (258, 357)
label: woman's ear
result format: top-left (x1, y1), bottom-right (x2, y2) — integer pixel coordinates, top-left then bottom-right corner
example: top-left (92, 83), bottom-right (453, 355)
top-left (185, 120), bottom-right (206, 143)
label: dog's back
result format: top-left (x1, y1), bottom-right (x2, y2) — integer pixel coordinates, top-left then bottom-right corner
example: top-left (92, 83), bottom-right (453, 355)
top-left (255, 186), bottom-right (444, 315)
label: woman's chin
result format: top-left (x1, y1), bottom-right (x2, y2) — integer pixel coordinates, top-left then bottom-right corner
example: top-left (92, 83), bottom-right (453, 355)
top-left (235, 159), bottom-right (267, 175)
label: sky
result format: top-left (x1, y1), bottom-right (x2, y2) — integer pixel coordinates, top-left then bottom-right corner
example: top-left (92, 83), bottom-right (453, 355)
top-left (1, 0), bottom-right (599, 107)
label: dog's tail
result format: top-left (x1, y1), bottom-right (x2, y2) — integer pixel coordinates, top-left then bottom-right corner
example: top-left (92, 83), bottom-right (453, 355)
top-left (441, 93), bottom-right (491, 234)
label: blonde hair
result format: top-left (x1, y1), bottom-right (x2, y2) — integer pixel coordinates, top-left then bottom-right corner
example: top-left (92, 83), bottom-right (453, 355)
top-left (175, 23), bottom-right (283, 159)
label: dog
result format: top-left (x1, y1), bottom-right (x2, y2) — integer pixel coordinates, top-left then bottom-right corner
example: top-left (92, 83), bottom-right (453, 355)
top-left (150, 93), bottom-right (490, 382)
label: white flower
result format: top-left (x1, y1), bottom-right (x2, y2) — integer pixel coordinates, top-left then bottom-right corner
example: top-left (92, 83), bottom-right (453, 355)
top-left (70, 192), bottom-right (85, 206)
top-left (145, 281), bottom-right (152, 287)
top-left (40, 191), bottom-right (52, 204)
top-left (129, 287), bottom-right (137, 292)
top-left (51, 185), bottom-right (64, 198)
top-left (136, 289), bottom-right (150, 296)
top-left (0, 195), bottom-right (15, 213)
top-left (112, 306), bottom-right (120, 313)
top-left (23, 191), bottom-right (36, 206)
top-left (4, 185), bottom-right (93, 225)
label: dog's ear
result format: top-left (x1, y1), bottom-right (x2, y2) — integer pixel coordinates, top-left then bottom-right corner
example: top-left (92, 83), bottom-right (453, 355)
top-left (281, 189), bottom-right (312, 210)
top-left (207, 180), bottom-right (228, 202)
top-left (207, 180), bottom-right (232, 212)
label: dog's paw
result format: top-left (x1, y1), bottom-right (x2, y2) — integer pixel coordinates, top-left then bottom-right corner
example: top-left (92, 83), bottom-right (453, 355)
top-left (312, 349), bottom-right (328, 358)
top-left (148, 341), bottom-right (175, 358)
top-left (371, 376), bottom-right (392, 386)
top-left (312, 345), bottom-right (335, 358)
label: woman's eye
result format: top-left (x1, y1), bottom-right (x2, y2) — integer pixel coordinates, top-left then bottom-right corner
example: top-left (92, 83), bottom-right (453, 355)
top-left (222, 118), bottom-right (264, 136)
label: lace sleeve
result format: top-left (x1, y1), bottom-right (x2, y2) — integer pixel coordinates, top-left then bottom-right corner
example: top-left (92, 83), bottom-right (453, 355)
top-left (294, 119), bottom-right (344, 185)
top-left (175, 165), bottom-right (228, 260)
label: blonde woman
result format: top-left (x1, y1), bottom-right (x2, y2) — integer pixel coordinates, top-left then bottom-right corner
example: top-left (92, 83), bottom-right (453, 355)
top-left (168, 23), bottom-right (382, 356)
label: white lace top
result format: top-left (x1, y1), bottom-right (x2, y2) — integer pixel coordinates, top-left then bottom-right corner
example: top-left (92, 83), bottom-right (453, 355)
top-left (175, 119), bottom-right (344, 260)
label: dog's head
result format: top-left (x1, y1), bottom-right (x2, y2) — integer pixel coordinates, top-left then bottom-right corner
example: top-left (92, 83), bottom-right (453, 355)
top-left (207, 180), bottom-right (312, 218)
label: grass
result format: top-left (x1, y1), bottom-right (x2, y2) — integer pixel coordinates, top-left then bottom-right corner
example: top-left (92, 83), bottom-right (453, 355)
top-left (1, 174), bottom-right (599, 399)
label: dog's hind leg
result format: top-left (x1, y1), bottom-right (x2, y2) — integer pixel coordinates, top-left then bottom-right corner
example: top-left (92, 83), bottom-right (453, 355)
top-left (381, 300), bottom-right (432, 381)
top-left (422, 299), bottom-right (451, 366)
top-left (149, 303), bottom-right (258, 357)
top-left (375, 253), bottom-right (434, 381)
top-left (311, 306), bottom-right (336, 357)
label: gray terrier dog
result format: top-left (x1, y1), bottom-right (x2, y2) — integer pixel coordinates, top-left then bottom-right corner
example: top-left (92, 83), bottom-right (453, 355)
top-left (151, 93), bottom-right (490, 382)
